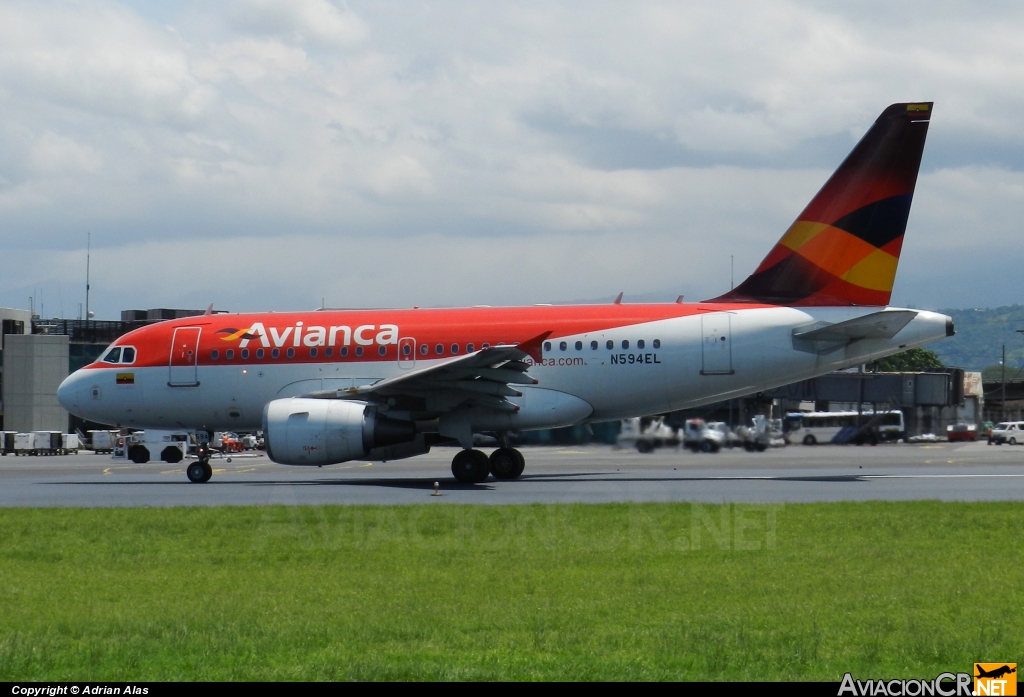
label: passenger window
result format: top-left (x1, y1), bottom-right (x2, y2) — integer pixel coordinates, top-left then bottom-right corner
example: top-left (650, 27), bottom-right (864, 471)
top-left (102, 347), bottom-right (122, 363)
top-left (606, 340), bottom-right (613, 350)
top-left (402, 344), bottom-right (411, 356)
top-left (355, 347), bottom-right (363, 357)
top-left (121, 347), bottom-right (136, 363)
top-left (271, 348), bottom-right (280, 359)
top-left (544, 341), bottom-right (551, 351)
top-left (287, 348), bottom-right (295, 358)
top-left (340, 347), bottom-right (348, 357)
top-left (420, 344), bottom-right (428, 356)
top-left (226, 349), bottom-right (234, 360)
top-left (378, 346), bottom-right (386, 356)
top-left (310, 348), bottom-right (318, 358)
top-left (241, 349), bottom-right (249, 359)
top-left (591, 341), bottom-right (598, 350)
top-left (256, 348), bottom-right (265, 359)
top-left (637, 340), bottom-right (645, 349)
top-left (325, 347), bottom-right (333, 358)
top-left (451, 344), bottom-right (460, 354)
top-left (653, 339), bottom-right (661, 349)
top-left (436, 344), bottom-right (443, 355)
top-left (559, 341), bottom-right (567, 351)
top-left (467, 344), bottom-right (475, 353)
top-left (575, 341), bottom-right (582, 350)
top-left (482, 343), bottom-right (490, 349)
top-left (211, 350), bottom-right (219, 360)
top-left (622, 340), bottom-right (629, 349)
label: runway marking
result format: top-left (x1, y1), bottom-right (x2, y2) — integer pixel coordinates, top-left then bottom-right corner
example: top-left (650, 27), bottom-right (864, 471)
top-left (861, 473), bottom-right (1024, 479)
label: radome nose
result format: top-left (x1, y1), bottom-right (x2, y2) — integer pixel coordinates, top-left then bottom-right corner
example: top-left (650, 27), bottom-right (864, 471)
top-left (58, 372), bottom-right (81, 413)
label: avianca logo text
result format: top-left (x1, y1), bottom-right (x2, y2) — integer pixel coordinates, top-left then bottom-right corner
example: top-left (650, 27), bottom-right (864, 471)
top-left (218, 322), bottom-right (400, 349)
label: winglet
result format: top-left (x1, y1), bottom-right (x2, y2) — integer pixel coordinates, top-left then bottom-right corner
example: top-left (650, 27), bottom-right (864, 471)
top-left (613, 292), bottom-right (623, 305)
top-left (204, 303), bottom-right (214, 316)
top-left (518, 331), bottom-right (552, 363)
top-left (675, 295), bottom-right (684, 304)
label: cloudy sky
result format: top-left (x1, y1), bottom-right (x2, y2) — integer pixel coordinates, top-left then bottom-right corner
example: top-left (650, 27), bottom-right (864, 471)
top-left (1, 0), bottom-right (1022, 320)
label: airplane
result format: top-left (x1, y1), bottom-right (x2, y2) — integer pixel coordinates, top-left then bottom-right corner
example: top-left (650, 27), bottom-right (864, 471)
top-left (58, 101), bottom-right (952, 484)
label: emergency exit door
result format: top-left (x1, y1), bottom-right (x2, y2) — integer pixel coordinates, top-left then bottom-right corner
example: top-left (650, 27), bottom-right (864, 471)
top-left (169, 327), bottom-right (201, 386)
top-left (700, 313), bottom-right (733, 375)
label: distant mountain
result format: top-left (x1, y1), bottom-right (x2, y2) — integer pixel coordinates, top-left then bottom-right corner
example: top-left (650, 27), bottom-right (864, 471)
top-left (930, 305), bottom-right (1024, 372)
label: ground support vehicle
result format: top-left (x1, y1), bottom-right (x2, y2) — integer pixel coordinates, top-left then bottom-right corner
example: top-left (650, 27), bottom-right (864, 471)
top-left (85, 430), bottom-right (117, 454)
top-left (1, 432), bottom-right (14, 455)
top-left (618, 417), bottom-right (680, 453)
top-left (706, 422), bottom-right (741, 448)
top-left (682, 419), bottom-right (725, 453)
top-left (113, 431), bottom-right (192, 463)
top-left (786, 410), bottom-right (904, 445)
top-left (739, 416), bottom-right (786, 451)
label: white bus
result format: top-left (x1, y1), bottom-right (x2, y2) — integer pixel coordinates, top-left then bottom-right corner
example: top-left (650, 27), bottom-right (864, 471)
top-left (784, 410), bottom-right (905, 445)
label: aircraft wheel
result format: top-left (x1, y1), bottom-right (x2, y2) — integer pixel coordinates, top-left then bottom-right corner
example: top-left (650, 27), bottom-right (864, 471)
top-left (452, 449), bottom-right (490, 483)
top-left (490, 447), bottom-right (525, 479)
top-left (128, 445), bottom-right (150, 464)
top-left (187, 461), bottom-right (212, 483)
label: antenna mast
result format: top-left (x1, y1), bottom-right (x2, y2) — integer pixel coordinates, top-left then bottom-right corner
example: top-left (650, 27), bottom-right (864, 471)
top-left (85, 232), bottom-right (90, 321)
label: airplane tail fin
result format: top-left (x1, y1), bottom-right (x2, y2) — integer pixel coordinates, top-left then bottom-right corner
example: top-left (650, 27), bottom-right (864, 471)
top-left (710, 102), bottom-right (933, 306)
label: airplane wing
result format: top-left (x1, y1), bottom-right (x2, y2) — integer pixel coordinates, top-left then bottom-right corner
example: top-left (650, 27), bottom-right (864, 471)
top-left (303, 331), bottom-right (550, 414)
top-left (792, 310), bottom-right (917, 353)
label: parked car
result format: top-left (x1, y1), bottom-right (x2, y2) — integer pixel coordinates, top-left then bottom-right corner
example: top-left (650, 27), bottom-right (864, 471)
top-left (946, 423), bottom-right (977, 442)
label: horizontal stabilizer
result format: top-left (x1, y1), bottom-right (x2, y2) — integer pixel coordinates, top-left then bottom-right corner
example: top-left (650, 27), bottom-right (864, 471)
top-left (793, 310), bottom-right (917, 351)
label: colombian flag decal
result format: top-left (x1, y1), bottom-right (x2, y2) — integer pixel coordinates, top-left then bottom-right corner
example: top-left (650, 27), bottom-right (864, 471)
top-left (116, 372), bottom-right (135, 385)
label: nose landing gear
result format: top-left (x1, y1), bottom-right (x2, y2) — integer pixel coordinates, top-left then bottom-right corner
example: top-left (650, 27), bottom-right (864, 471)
top-left (186, 432), bottom-right (213, 483)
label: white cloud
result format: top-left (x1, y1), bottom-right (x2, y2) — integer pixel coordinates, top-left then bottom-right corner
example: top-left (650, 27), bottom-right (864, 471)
top-left (1, 0), bottom-right (1024, 317)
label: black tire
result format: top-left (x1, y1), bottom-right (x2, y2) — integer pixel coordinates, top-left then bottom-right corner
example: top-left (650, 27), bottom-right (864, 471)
top-left (755, 443), bottom-right (768, 452)
top-left (187, 461), bottom-right (213, 483)
top-left (128, 445), bottom-right (150, 464)
top-left (452, 449), bottom-right (490, 483)
top-left (636, 440), bottom-right (653, 454)
top-left (490, 447), bottom-right (524, 479)
top-left (699, 440), bottom-right (714, 453)
top-left (743, 441), bottom-right (754, 452)
top-left (161, 446), bottom-right (183, 464)
top-left (803, 435), bottom-right (817, 446)
top-left (1011, 438), bottom-right (1017, 445)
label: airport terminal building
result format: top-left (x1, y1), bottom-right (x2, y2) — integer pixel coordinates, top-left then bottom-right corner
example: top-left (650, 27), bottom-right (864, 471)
top-left (0, 308), bottom-right (215, 433)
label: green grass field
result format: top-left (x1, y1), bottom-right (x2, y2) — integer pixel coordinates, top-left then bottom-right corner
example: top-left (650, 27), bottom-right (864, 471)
top-left (0, 502), bottom-right (1020, 680)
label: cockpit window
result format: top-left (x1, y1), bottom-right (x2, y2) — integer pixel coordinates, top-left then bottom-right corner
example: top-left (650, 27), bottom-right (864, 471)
top-left (101, 346), bottom-right (136, 364)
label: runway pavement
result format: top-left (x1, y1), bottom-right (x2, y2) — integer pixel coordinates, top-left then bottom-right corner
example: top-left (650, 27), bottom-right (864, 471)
top-left (2, 441), bottom-right (1023, 507)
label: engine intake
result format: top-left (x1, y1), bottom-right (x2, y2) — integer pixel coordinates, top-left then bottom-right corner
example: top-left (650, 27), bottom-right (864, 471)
top-left (262, 398), bottom-right (416, 466)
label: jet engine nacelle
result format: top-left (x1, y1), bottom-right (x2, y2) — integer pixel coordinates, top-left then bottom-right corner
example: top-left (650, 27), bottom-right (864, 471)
top-left (263, 398), bottom-right (416, 466)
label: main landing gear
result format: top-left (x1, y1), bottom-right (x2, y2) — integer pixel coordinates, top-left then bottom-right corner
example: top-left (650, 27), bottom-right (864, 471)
top-left (186, 436), bottom-right (213, 484)
top-left (451, 447), bottom-right (526, 484)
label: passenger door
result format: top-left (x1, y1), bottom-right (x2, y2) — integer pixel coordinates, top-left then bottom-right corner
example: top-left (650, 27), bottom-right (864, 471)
top-left (169, 327), bottom-right (201, 386)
